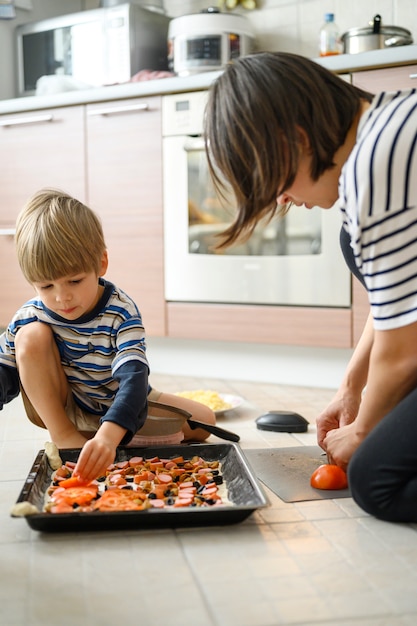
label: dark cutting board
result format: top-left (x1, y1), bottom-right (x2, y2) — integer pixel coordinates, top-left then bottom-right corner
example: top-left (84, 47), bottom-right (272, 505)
top-left (244, 446), bottom-right (351, 502)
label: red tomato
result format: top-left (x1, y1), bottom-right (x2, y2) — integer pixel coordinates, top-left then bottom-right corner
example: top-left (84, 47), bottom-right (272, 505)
top-left (310, 464), bottom-right (348, 490)
top-left (58, 475), bottom-right (92, 489)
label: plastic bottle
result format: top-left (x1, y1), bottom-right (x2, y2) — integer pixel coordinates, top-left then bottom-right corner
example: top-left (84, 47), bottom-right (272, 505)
top-left (319, 13), bottom-right (342, 57)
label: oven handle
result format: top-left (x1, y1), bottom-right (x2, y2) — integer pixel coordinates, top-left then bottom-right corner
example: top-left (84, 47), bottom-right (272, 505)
top-left (183, 137), bottom-right (205, 152)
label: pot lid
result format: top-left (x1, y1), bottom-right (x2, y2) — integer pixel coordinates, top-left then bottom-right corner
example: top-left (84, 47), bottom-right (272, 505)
top-left (168, 8), bottom-right (255, 38)
top-left (342, 14), bottom-right (413, 40)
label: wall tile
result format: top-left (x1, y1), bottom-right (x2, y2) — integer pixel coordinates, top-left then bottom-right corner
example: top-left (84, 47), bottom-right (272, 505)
top-left (162, 0), bottom-right (415, 56)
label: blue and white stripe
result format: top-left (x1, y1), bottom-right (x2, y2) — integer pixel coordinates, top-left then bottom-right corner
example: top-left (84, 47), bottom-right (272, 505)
top-left (0, 279), bottom-right (148, 414)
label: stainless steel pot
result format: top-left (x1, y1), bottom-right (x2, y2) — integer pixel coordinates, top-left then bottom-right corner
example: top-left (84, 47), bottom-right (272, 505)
top-left (342, 14), bottom-right (413, 54)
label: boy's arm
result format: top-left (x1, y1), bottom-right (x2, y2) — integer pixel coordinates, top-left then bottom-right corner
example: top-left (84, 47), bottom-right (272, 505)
top-left (73, 359), bottom-right (149, 481)
top-left (100, 359), bottom-right (149, 442)
top-left (0, 365), bottom-right (20, 409)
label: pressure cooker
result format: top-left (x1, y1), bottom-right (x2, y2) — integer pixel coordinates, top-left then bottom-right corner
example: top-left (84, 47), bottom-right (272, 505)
top-left (342, 14), bottom-right (413, 54)
top-left (168, 7), bottom-right (255, 76)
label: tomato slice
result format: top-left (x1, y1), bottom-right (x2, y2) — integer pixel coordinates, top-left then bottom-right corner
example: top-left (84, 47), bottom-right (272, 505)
top-left (310, 464), bottom-right (348, 490)
top-left (92, 488), bottom-right (148, 511)
top-left (51, 486), bottom-right (99, 506)
top-left (49, 502), bottom-right (76, 514)
top-left (58, 475), bottom-right (92, 489)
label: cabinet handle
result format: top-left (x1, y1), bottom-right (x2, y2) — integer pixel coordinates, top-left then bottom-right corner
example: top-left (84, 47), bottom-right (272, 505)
top-left (87, 103), bottom-right (150, 117)
top-left (0, 228), bottom-right (15, 236)
top-left (409, 73), bottom-right (417, 79)
top-left (0, 114), bottom-right (54, 127)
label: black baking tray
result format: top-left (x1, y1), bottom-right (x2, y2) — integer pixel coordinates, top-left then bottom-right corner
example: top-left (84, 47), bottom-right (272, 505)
top-left (12, 443), bottom-right (269, 533)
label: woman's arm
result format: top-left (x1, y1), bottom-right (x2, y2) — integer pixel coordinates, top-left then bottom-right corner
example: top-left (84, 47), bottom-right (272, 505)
top-left (325, 319), bottom-right (417, 469)
top-left (316, 311), bottom-right (373, 449)
top-left (355, 319), bottom-right (417, 437)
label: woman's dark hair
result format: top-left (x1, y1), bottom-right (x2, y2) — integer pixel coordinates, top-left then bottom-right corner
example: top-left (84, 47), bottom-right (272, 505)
top-left (204, 51), bottom-right (373, 247)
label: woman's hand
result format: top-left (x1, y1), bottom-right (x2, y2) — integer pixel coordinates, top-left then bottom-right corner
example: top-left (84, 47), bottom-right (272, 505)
top-left (316, 392), bottom-right (360, 451)
top-left (324, 422), bottom-right (363, 471)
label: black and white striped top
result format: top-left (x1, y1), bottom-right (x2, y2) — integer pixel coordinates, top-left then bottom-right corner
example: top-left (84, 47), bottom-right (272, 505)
top-left (339, 88), bottom-right (417, 330)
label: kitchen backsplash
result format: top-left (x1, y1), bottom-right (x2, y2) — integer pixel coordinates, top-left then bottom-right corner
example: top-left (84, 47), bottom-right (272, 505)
top-left (0, 0), bottom-right (415, 100)
top-left (164, 0), bottom-right (416, 58)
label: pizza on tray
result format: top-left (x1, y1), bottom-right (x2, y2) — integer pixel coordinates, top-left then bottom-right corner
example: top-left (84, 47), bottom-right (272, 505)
top-left (44, 453), bottom-right (229, 514)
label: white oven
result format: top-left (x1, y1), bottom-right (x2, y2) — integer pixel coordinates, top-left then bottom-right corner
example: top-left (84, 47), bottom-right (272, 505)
top-left (162, 91), bottom-right (351, 307)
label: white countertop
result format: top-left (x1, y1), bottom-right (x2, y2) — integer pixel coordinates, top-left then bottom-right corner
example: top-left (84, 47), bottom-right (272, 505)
top-left (1, 44), bottom-right (416, 116)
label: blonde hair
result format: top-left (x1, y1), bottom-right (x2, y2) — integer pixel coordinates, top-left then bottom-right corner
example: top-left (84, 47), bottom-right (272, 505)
top-left (15, 188), bottom-right (106, 283)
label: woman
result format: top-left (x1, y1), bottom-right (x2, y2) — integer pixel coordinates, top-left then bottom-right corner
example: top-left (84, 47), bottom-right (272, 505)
top-left (204, 51), bottom-right (417, 522)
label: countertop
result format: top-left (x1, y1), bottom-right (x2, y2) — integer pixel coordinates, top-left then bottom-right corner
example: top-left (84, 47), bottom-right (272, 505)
top-left (1, 44), bottom-right (416, 116)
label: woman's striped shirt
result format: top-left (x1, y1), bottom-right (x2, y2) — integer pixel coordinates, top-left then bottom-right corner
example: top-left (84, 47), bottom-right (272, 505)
top-left (339, 88), bottom-right (417, 331)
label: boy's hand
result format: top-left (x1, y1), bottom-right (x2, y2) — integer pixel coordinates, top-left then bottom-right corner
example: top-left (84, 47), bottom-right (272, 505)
top-left (73, 422), bottom-right (127, 481)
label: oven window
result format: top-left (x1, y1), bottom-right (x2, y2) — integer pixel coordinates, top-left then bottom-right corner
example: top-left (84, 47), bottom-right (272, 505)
top-left (187, 147), bottom-right (322, 257)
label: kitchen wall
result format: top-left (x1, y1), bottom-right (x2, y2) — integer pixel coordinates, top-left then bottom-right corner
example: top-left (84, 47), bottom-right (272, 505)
top-left (1, 0), bottom-right (416, 99)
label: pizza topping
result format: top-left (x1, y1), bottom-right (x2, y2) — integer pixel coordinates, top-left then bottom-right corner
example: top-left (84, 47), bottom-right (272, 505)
top-left (44, 454), bottom-right (229, 514)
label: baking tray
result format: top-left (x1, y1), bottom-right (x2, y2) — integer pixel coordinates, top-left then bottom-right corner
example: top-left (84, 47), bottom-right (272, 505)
top-left (12, 443), bottom-right (269, 533)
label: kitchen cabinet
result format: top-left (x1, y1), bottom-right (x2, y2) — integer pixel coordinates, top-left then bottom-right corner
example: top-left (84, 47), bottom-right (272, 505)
top-left (0, 97), bottom-right (166, 337)
top-left (168, 302), bottom-right (351, 348)
top-left (86, 96), bottom-right (166, 336)
top-left (352, 63), bottom-right (417, 93)
top-left (0, 106), bottom-right (85, 325)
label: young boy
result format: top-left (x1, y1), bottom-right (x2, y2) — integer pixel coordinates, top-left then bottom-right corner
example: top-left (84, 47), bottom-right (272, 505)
top-left (0, 189), bottom-right (215, 481)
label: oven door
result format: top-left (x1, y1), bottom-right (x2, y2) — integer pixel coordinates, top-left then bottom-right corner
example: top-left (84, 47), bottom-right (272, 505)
top-left (163, 134), bottom-right (351, 307)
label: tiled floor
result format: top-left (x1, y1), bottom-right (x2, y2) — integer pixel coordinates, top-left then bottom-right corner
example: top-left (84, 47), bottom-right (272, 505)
top-left (2, 373), bottom-right (417, 626)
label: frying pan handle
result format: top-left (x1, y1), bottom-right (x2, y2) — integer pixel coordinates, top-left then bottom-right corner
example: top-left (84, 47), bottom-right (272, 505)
top-left (187, 419), bottom-right (240, 443)
top-left (148, 399), bottom-right (192, 419)
top-left (148, 400), bottom-right (240, 442)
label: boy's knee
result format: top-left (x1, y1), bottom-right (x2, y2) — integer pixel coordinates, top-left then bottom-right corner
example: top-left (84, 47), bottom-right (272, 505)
top-left (15, 322), bottom-right (54, 361)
